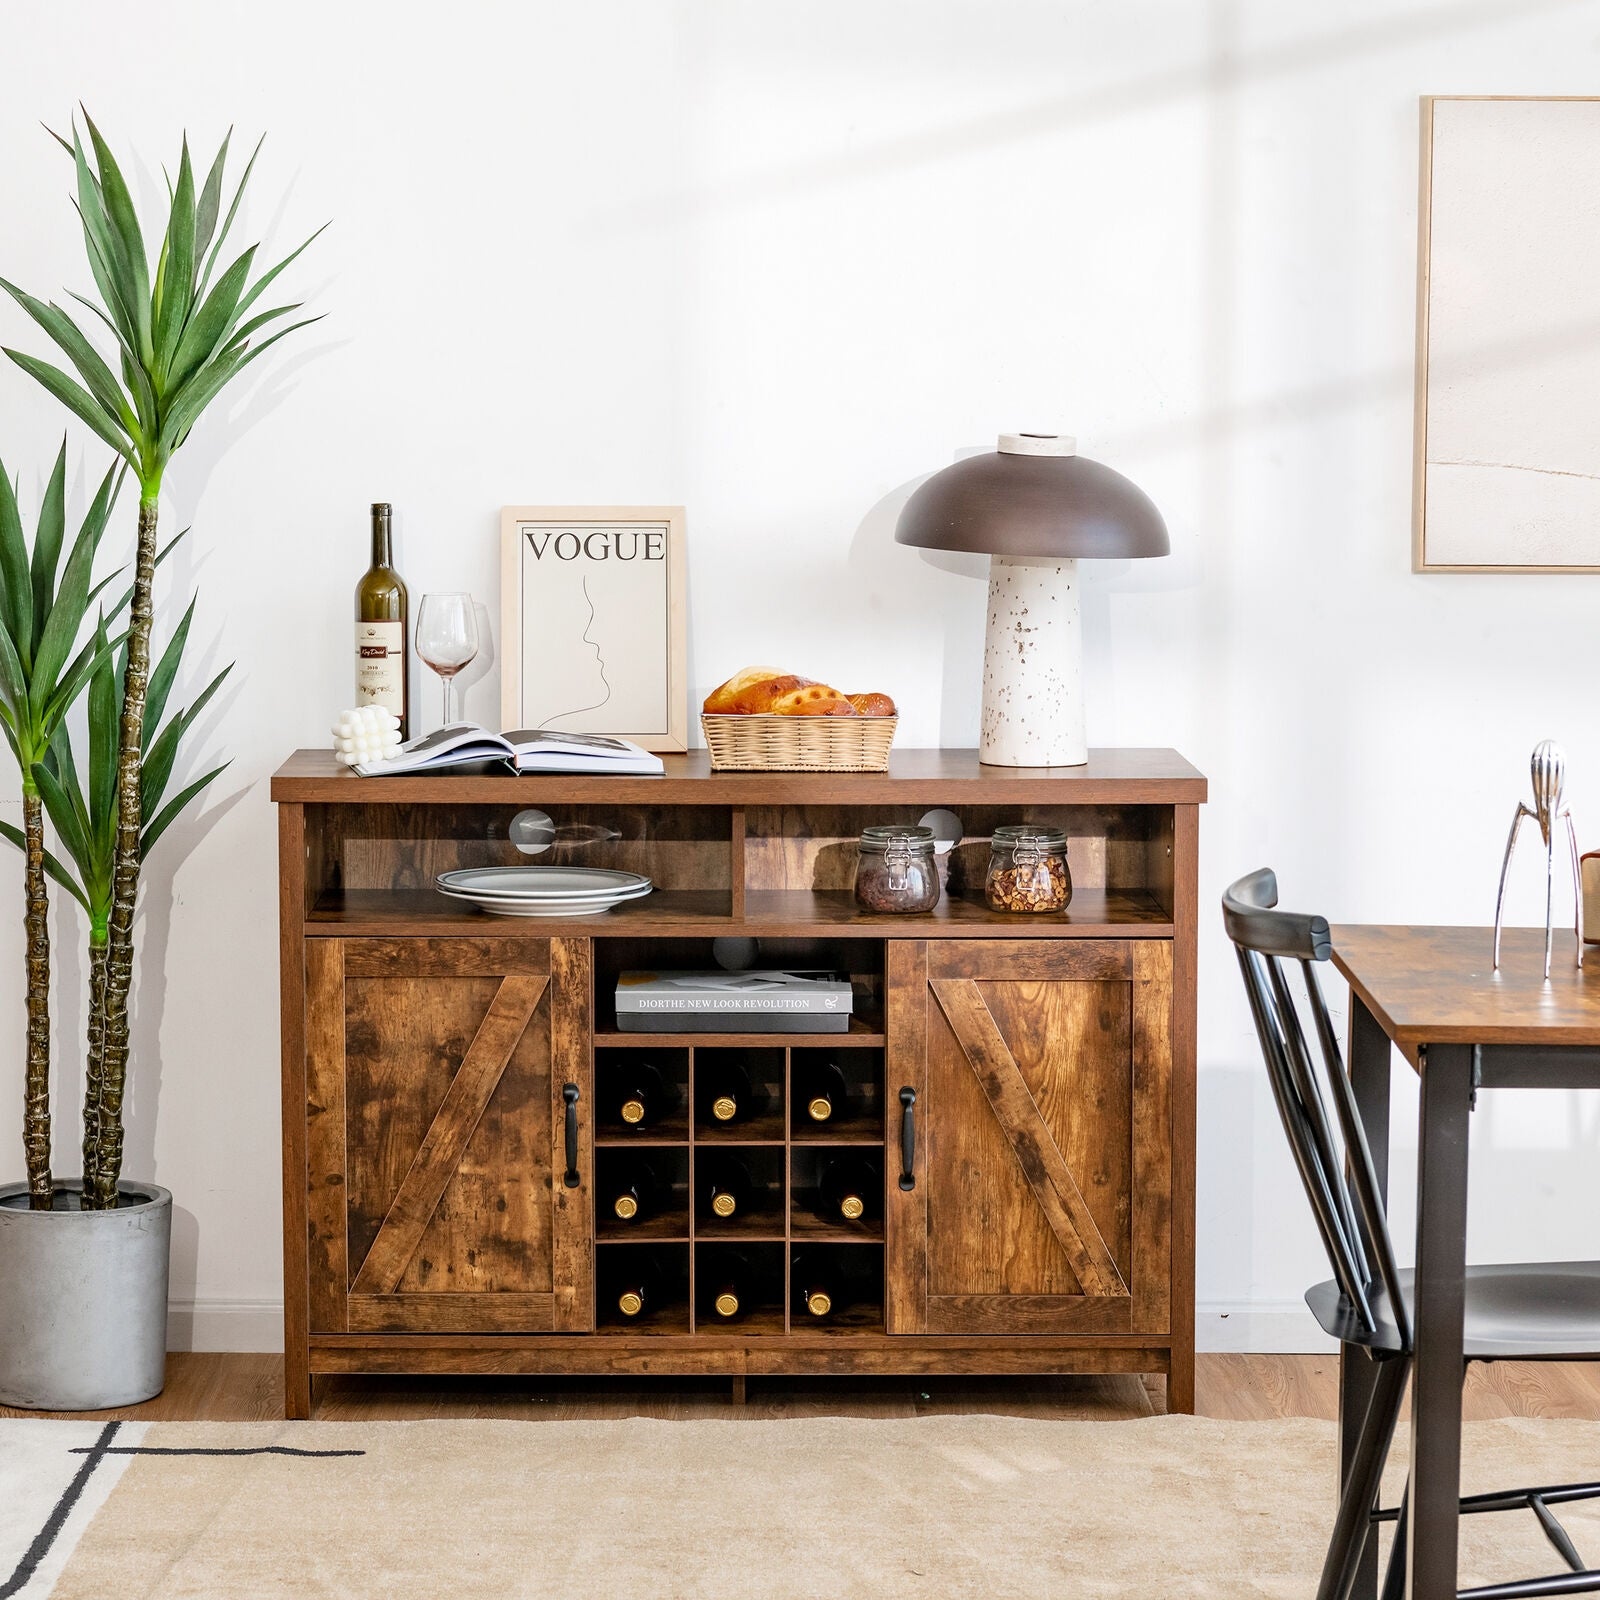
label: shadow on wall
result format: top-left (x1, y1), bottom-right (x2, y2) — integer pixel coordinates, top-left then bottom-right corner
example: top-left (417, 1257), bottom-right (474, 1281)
top-left (847, 475), bottom-right (985, 748)
top-left (1196, 1064), bottom-right (1262, 1303)
top-left (118, 771), bottom-right (251, 1315)
top-left (602, 0), bottom-right (1582, 229)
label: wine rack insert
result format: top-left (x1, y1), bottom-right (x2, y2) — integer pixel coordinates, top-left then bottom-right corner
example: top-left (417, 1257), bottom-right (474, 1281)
top-left (275, 748), bottom-right (1203, 1418)
top-left (592, 1037), bottom-right (887, 1336)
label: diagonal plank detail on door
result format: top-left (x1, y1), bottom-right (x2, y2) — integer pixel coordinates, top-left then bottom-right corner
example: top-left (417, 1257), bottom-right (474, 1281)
top-left (930, 978), bottom-right (1127, 1298)
top-left (351, 973), bottom-right (548, 1295)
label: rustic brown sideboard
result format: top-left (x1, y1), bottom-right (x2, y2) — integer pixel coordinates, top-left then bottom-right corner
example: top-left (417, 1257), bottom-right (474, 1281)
top-left (272, 747), bottom-right (1204, 1418)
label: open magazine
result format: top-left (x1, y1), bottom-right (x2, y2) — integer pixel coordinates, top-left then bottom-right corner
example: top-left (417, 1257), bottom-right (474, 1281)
top-left (353, 724), bottom-right (665, 777)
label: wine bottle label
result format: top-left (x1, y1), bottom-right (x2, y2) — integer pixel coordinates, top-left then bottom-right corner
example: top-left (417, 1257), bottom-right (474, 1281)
top-left (355, 621), bottom-right (404, 713)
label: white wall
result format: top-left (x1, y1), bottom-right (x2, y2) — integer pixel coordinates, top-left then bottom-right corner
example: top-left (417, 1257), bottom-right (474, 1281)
top-left (2, 0), bottom-right (1598, 1353)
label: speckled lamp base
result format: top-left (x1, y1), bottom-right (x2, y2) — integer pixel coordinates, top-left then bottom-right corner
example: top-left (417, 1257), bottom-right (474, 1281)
top-left (979, 554), bottom-right (1086, 767)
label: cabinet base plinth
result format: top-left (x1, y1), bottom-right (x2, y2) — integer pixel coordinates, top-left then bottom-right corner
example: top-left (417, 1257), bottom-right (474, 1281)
top-left (304, 1337), bottom-right (1183, 1385)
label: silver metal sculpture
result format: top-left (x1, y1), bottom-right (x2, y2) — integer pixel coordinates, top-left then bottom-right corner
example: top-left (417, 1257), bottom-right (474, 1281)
top-left (1493, 740), bottom-right (1584, 977)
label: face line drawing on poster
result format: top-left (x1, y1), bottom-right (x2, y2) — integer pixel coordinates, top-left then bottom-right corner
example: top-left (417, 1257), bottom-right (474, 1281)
top-left (536, 573), bottom-right (612, 729)
top-left (517, 521), bottom-right (672, 736)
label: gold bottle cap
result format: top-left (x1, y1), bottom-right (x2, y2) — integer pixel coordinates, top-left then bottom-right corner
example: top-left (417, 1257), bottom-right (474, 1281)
top-left (620, 1098), bottom-right (645, 1125)
top-left (711, 1192), bottom-right (737, 1218)
top-left (805, 1290), bottom-right (832, 1317)
top-left (839, 1194), bottom-right (865, 1220)
top-left (807, 1096), bottom-right (832, 1122)
top-left (618, 1290), bottom-right (644, 1316)
top-left (613, 1194), bottom-right (638, 1220)
top-left (712, 1095), bottom-right (737, 1121)
top-left (714, 1291), bottom-right (740, 1318)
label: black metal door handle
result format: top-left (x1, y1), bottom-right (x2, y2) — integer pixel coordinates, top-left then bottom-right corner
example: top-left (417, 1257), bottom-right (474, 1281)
top-left (898, 1086), bottom-right (916, 1191)
top-left (562, 1083), bottom-right (581, 1188)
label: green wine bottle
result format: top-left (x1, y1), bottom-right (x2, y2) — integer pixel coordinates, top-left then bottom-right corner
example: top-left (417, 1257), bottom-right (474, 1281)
top-left (355, 502), bottom-right (409, 737)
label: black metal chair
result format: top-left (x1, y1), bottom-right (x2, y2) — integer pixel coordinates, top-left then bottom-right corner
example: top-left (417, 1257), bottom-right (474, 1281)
top-left (1223, 867), bottom-right (1600, 1600)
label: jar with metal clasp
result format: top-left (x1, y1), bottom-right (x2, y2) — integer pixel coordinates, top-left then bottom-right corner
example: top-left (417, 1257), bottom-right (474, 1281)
top-left (985, 824), bottom-right (1071, 912)
top-left (853, 825), bottom-right (940, 914)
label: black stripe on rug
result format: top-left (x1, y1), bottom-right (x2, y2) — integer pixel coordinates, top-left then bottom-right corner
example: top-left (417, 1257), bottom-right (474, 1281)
top-left (67, 1446), bottom-right (366, 1458)
top-left (0, 1419), bottom-right (121, 1600)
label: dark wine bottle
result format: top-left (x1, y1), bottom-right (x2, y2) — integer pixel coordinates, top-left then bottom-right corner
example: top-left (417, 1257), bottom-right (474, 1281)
top-left (705, 1157), bottom-right (752, 1220)
top-left (799, 1059), bottom-right (851, 1125)
top-left (820, 1157), bottom-right (878, 1222)
top-left (610, 1160), bottom-right (659, 1223)
top-left (710, 1252), bottom-right (751, 1319)
top-left (701, 1060), bottom-right (755, 1124)
top-left (615, 1259), bottom-right (660, 1318)
top-left (797, 1279), bottom-right (834, 1318)
top-left (355, 502), bottom-right (408, 737)
top-left (617, 1062), bottom-right (670, 1128)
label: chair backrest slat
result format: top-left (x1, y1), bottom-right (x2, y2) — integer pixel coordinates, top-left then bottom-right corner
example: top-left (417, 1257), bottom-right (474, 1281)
top-left (1223, 869), bottom-right (1410, 1348)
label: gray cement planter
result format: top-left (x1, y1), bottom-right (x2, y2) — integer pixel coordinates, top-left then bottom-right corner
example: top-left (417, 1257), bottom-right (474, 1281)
top-left (0, 1180), bottom-right (170, 1410)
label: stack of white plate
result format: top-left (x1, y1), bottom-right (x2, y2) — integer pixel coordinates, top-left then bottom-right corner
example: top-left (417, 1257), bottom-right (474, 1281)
top-left (435, 867), bottom-right (653, 918)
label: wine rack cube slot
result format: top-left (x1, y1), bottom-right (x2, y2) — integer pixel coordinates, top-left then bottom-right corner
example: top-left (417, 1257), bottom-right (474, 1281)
top-left (694, 1146), bottom-right (785, 1239)
top-left (791, 1243), bottom-right (886, 1334)
top-left (597, 1242), bottom-right (691, 1335)
top-left (790, 1047), bottom-right (883, 1142)
top-left (790, 1147), bottom-right (885, 1241)
top-left (596, 1147), bottom-right (690, 1240)
top-left (595, 1048), bottom-right (689, 1143)
top-left (693, 1047), bottom-right (785, 1141)
top-left (695, 1241), bottom-right (786, 1336)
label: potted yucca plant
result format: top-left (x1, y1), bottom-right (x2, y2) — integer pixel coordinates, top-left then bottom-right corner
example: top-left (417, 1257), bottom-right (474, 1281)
top-left (0, 114), bottom-right (319, 1408)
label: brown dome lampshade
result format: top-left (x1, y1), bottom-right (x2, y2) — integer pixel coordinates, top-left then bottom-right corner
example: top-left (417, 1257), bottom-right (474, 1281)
top-left (895, 434), bottom-right (1169, 766)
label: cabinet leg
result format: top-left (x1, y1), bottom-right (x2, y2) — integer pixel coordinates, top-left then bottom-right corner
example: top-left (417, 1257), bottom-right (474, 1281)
top-left (285, 1350), bottom-right (312, 1420)
top-left (1167, 1342), bottom-right (1195, 1415)
top-left (731, 1376), bottom-right (747, 1406)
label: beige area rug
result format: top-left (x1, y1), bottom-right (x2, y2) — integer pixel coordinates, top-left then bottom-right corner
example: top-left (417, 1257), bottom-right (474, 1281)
top-left (8, 1414), bottom-right (1600, 1597)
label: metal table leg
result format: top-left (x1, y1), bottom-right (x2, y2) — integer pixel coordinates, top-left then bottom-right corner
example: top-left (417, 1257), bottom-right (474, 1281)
top-left (1342, 997), bottom-right (1394, 1600)
top-left (1405, 1043), bottom-right (1472, 1600)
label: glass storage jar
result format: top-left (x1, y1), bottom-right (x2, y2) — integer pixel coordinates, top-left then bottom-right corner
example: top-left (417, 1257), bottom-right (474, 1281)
top-left (985, 825), bottom-right (1071, 913)
top-left (853, 825), bottom-right (940, 914)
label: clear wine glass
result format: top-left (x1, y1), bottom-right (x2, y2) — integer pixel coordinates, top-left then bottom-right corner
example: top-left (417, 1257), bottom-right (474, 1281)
top-left (415, 593), bottom-right (480, 727)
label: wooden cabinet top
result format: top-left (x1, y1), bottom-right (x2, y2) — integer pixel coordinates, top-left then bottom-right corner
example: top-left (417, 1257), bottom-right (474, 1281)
top-left (271, 746), bottom-right (1207, 806)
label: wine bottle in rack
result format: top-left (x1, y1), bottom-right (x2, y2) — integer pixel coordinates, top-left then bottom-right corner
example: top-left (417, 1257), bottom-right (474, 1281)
top-left (710, 1253), bottom-right (751, 1320)
top-left (796, 1277), bottom-right (834, 1319)
top-left (704, 1156), bottom-right (753, 1220)
top-left (355, 502), bottom-right (409, 738)
top-left (820, 1157), bottom-right (878, 1222)
top-left (617, 1062), bottom-right (670, 1128)
top-left (799, 1059), bottom-right (852, 1125)
top-left (615, 1259), bottom-right (661, 1319)
top-left (701, 1060), bottom-right (755, 1124)
top-left (610, 1160), bottom-right (660, 1223)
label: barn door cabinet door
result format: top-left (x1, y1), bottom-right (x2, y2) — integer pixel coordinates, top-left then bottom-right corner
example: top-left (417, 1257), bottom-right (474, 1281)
top-left (885, 939), bottom-right (1173, 1336)
top-left (304, 936), bottom-right (594, 1335)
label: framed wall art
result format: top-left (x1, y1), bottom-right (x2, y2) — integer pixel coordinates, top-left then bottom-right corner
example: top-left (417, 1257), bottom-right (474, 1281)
top-left (1415, 95), bottom-right (1600, 572)
top-left (500, 506), bottom-right (688, 750)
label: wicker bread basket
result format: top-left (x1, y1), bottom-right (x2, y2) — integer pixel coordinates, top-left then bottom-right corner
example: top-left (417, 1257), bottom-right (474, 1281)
top-left (701, 714), bottom-right (897, 772)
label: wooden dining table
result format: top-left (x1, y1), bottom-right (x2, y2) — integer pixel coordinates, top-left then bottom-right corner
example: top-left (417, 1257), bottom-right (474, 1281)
top-left (1331, 923), bottom-right (1600, 1600)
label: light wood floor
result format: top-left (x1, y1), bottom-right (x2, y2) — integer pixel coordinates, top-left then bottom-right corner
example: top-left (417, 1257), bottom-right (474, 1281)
top-left (7, 1353), bottom-right (1600, 1423)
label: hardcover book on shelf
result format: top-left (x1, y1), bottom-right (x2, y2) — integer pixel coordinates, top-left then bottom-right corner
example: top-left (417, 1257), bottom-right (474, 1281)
top-left (615, 970), bottom-right (855, 1033)
top-left (353, 723), bottom-right (665, 777)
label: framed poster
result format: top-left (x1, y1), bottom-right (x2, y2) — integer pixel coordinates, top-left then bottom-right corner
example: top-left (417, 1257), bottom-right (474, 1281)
top-left (500, 506), bottom-right (688, 750)
top-left (1415, 96), bottom-right (1600, 571)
